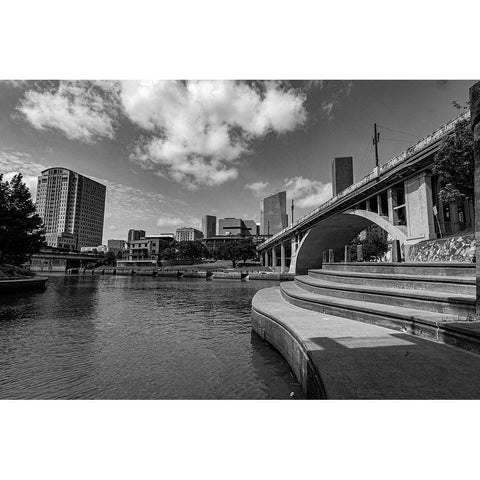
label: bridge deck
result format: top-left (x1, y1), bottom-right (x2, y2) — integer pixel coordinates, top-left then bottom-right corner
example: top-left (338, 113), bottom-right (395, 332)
top-left (252, 286), bottom-right (480, 399)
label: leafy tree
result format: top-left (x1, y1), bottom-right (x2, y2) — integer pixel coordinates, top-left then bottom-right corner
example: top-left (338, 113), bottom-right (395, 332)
top-left (432, 117), bottom-right (474, 203)
top-left (216, 239), bottom-right (257, 268)
top-left (349, 229), bottom-right (389, 262)
top-left (103, 251), bottom-right (117, 266)
top-left (177, 241), bottom-right (207, 262)
top-left (0, 173), bottom-right (45, 264)
top-left (237, 238), bottom-right (258, 266)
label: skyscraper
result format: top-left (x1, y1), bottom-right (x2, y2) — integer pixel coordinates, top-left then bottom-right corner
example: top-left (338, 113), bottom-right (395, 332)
top-left (35, 167), bottom-right (106, 250)
top-left (260, 191), bottom-right (288, 236)
top-left (332, 156), bottom-right (353, 197)
top-left (202, 215), bottom-right (217, 238)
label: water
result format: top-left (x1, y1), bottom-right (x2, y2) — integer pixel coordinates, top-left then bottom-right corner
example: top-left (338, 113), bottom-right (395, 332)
top-left (0, 275), bottom-right (303, 399)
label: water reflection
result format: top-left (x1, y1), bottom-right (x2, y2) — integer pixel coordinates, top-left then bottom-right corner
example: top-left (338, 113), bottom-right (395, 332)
top-left (0, 276), bottom-right (304, 399)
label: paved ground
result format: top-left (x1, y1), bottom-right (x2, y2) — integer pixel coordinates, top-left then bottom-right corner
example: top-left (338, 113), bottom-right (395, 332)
top-left (253, 287), bottom-right (480, 399)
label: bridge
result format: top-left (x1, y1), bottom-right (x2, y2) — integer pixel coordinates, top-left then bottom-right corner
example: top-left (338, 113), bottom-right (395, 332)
top-left (258, 111), bottom-right (472, 275)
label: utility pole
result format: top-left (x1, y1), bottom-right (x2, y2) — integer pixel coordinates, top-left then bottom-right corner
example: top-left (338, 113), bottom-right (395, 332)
top-left (373, 123), bottom-right (380, 168)
top-left (291, 199), bottom-right (294, 225)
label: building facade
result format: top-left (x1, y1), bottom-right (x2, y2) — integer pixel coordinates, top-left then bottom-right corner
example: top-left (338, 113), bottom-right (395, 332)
top-left (243, 220), bottom-right (259, 236)
top-left (127, 229), bottom-right (146, 245)
top-left (35, 167), bottom-right (106, 250)
top-left (260, 191), bottom-right (288, 236)
top-left (202, 215), bottom-right (217, 238)
top-left (332, 156), bottom-right (354, 197)
top-left (218, 218), bottom-right (250, 236)
top-left (107, 239), bottom-right (127, 254)
top-left (175, 227), bottom-right (204, 242)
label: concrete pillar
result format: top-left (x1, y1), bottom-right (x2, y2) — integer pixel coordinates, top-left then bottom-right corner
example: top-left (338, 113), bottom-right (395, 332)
top-left (322, 251), bottom-right (327, 263)
top-left (449, 201), bottom-right (460, 234)
top-left (366, 198), bottom-right (372, 212)
top-left (404, 172), bottom-right (436, 241)
top-left (272, 247), bottom-right (277, 268)
top-left (391, 239), bottom-right (402, 263)
top-left (344, 245), bottom-right (351, 263)
top-left (328, 249), bottom-right (334, 263)
top-left (469, 82), bottom-right (480, 317)
top-left (377, 193), bottom-right (383, 216)
top-left (356, 245), bottom-right (363, 262)
top-left (387, 188), bottom-right (396, 224)
top-left (280, 242), bottom-right (286, 272)
top-left (291, 236), bottom-right (296, 256)
top-left (263, 250), bottom-right (268, 267)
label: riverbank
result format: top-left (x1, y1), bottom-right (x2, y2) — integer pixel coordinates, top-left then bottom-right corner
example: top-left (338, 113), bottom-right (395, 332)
top-left (0, 265), bottom-right (48, 292)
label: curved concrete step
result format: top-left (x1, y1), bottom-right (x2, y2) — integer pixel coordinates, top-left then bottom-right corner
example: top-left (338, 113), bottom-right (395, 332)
top-left (252, 286), bottom-right (480, 399)
top-left (280, 282), bottom-right (480, 354)
top-left (323, 262), bottom-right (474, 277)
top-left (309, 269), bottom-right (476, 294)
top-left (295, 275), bottom-right (475, 317)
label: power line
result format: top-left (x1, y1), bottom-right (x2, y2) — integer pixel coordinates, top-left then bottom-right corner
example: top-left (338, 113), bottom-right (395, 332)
top-left (376, 124), bottom-right (420, 138)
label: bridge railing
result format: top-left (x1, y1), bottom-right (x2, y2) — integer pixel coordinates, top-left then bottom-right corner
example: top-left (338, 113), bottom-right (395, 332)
top-left (258, 111), bottom-right (470, 250)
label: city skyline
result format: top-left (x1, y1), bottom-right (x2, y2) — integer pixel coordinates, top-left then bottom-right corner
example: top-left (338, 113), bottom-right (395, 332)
top-left (0, 80), bottom-right (475, 240)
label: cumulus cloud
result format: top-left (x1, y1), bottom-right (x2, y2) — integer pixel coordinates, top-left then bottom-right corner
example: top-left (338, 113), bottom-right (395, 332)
top-left (318, 81), bottom-right (352, 120)
top-left (244, 180), bottom-right (269, 196)
top-left (17, 81), bottom-right (120, 143)
top-left (123, 80), bottom-right (307, 188)
top-left (284, 176), bottom-right (332, 208)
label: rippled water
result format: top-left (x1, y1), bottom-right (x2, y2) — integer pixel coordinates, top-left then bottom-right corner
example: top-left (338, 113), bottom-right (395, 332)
top-left (0, 275), bottom-right (303, 399)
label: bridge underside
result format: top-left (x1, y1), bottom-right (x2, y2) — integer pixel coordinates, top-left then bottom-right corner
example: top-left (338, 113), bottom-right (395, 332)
top-left (291, 210), bottom-right (407, 275)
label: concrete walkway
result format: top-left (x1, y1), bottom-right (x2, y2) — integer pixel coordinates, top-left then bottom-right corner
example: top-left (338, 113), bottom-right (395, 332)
top-left (252, 287), bottom-right (480, 399)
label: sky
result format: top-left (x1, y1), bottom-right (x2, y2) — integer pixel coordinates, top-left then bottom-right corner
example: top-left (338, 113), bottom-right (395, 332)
top-left (0, 80), bottom-right (475, 242)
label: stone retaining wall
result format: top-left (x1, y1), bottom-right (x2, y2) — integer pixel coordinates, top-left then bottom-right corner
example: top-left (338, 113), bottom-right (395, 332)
top-left (408, 235), bottom-right (475, 263)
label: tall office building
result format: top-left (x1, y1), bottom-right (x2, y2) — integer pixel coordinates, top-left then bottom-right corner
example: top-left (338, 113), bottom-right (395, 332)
top-left (260, 191), bottom-right (288, 236)
top-left (202, 215), bottom-right (217, 238)
top-left (332, 156), bottom-right (353, 197)
top-left (35, 167), bottom-right (106, 250)
top-left (127, 229), bottom-right (146, 245)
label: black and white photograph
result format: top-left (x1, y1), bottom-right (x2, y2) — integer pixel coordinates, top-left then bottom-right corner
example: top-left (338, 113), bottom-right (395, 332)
top-left (1, 1), bottom-right (479, 479)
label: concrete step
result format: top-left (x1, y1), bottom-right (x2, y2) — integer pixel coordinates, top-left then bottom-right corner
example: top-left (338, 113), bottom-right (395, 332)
top-left (323, 262), bottom-right (474, 277)
top-left (295, 275), bottom-right (475, 317)
top-left (309, 269), bottom-right (476, 294)
top-left (252, 286), bottom-right (480, 399)
top-left (280, 282), bottom-right (480, 354)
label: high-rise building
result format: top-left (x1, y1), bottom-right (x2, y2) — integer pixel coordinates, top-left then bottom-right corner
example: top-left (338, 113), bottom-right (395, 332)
top-left (202, 215), bottom-right (217, 238)
top-left (35, 167), bottom-right (106, 250)
top-left (127, 229), bottom-right (146, 245)
top-left (260, 191), bottom-right (288, 236)
top-left (332, 156), bottom-right (353, 197)
top-left (175, 227), bottom-right (204, 242)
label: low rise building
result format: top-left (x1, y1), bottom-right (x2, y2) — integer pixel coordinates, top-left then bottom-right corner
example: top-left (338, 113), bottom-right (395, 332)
top-left (107, 239), bottom-right (127, 254)
top-left (175, 227), bottom-right (204, 242)
top-left (80, 245), bottom-right (108, 253)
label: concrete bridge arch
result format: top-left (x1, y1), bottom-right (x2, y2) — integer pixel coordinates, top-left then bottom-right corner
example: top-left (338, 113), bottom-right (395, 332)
top-left (291, 209), bottom-right (407, 275)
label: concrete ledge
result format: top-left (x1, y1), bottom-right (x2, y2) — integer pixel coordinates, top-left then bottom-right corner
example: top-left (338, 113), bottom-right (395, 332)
top-left (281, 282), bottom-right (480, 356)
top-left (252, 286), bottom-right (480, 399)
top-left (0, 276), bottom-right (48, 293)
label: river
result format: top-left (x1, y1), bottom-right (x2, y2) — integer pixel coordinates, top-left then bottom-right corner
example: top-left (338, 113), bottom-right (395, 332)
top-left (0, 275), bottom-right (303, 399)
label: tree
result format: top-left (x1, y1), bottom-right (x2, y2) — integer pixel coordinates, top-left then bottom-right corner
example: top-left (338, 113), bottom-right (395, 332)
top-left (177, 241), bottom-right (207, 262)
top-left (237, 238), bottom-right (258, 266)
top-left (349, 229), bottom-right (389, 262)
top-left (0, 173), bottom-right (45, 264)
top-left (103, 251), bottom-right (117, 266)
top-left (432, 117), bottom-right (474, 203)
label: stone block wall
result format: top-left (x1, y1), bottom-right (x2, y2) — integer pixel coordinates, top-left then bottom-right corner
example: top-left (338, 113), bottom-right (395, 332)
top-left (407, 235), bottom-right (475, 263)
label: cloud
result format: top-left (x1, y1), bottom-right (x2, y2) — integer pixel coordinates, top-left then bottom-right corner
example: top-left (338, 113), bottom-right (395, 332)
top-left (123, 80), bottom-right (307, 188)
top-left (284, 176), bottom-right (332, 208)
top-left (244, 180), bottom-right (269, 196)
top-left (318, 81), bottom-right (353, 120)
top-left (156, 214), bottom-right (199, 230)
top-left (17, 81), bottom-right (120, 143)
